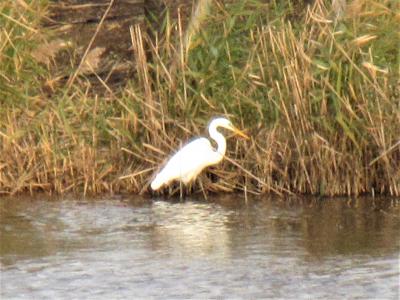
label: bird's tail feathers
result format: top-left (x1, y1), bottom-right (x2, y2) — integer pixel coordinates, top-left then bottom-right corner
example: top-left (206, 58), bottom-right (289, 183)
top-left (150, 173), bottom-right (167, 190)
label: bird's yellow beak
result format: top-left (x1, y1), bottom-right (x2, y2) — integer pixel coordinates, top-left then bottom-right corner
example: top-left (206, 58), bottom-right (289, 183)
top-left (232, 126), bottom-right (249, 139)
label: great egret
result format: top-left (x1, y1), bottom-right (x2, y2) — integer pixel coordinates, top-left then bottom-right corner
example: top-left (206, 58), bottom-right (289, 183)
top-left (150, 117), bottom-right (248, 190)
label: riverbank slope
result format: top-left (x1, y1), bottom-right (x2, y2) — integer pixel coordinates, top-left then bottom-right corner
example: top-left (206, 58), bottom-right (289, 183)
top-left (1, 0), bottom-right (399, 196)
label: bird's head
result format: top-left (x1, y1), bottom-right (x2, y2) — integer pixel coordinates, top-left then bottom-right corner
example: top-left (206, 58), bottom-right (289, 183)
top-left (210, 117), bottom-right (249, 139)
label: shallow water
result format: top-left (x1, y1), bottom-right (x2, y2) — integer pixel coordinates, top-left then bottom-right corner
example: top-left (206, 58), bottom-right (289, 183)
top-left (0, 195), bottom-right (399, 299)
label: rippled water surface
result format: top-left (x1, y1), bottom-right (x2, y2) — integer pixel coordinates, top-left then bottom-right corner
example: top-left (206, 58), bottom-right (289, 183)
top-left (1, 196), bottom-right (399, 299)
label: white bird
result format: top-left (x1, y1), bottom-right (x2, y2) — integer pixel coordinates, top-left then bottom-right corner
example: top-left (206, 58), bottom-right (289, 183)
top-left (150, 117), bottom-right (249, 190)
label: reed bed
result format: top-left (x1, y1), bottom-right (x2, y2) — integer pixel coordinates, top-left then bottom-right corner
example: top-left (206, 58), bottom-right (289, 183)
top-left (0, 0), bottom-right (399, 196)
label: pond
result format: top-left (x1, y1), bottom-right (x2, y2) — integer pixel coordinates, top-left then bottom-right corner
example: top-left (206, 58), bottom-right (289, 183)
top-left (1, 195), bottom-right (399, 299)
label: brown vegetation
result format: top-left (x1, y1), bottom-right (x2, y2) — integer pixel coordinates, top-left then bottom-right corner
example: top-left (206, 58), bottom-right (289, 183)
top-left (0, 0), bottom-right (399, 197)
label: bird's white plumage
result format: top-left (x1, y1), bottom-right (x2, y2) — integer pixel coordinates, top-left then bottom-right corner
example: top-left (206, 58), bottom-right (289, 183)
top-left (150, 117), bottom-right (247, 190)
top-left (151, 138), bottom-right (220, 190)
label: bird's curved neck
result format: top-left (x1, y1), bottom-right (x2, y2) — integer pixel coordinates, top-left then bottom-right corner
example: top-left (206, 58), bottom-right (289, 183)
top-left (209, 123), bottom-right (226, 162)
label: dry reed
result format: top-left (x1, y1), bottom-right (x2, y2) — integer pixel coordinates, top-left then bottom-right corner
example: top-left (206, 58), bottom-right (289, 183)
top-left (0, 0), bottom-right (399, 197)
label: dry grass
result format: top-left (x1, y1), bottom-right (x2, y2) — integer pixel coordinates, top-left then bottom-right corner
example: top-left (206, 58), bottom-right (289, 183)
top-left (0, 0), bottom-right (399, 197)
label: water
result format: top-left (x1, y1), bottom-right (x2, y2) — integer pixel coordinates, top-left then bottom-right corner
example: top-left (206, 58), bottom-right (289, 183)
top-left (1, 195), bottom-right (399, 299)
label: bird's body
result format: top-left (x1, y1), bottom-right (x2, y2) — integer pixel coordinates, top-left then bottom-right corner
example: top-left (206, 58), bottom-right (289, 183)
top-left (150, 137), bottom-right (219, 190)
top-left (150, 117), bottom-right (248, 190)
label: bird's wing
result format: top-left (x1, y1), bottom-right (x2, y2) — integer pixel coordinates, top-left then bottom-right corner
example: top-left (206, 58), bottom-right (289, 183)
top-left (154, 137), bottom-right (214, 184)
top-left (166, 137), bottom-right (213, 170)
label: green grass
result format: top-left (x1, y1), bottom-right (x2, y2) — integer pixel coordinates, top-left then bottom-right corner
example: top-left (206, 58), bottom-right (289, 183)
top-left (0, 0), bottom-right (399, 196)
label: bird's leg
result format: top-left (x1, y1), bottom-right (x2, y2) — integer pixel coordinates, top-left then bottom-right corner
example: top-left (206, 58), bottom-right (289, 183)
top-left (179, 181), bottom-right (183, 200)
